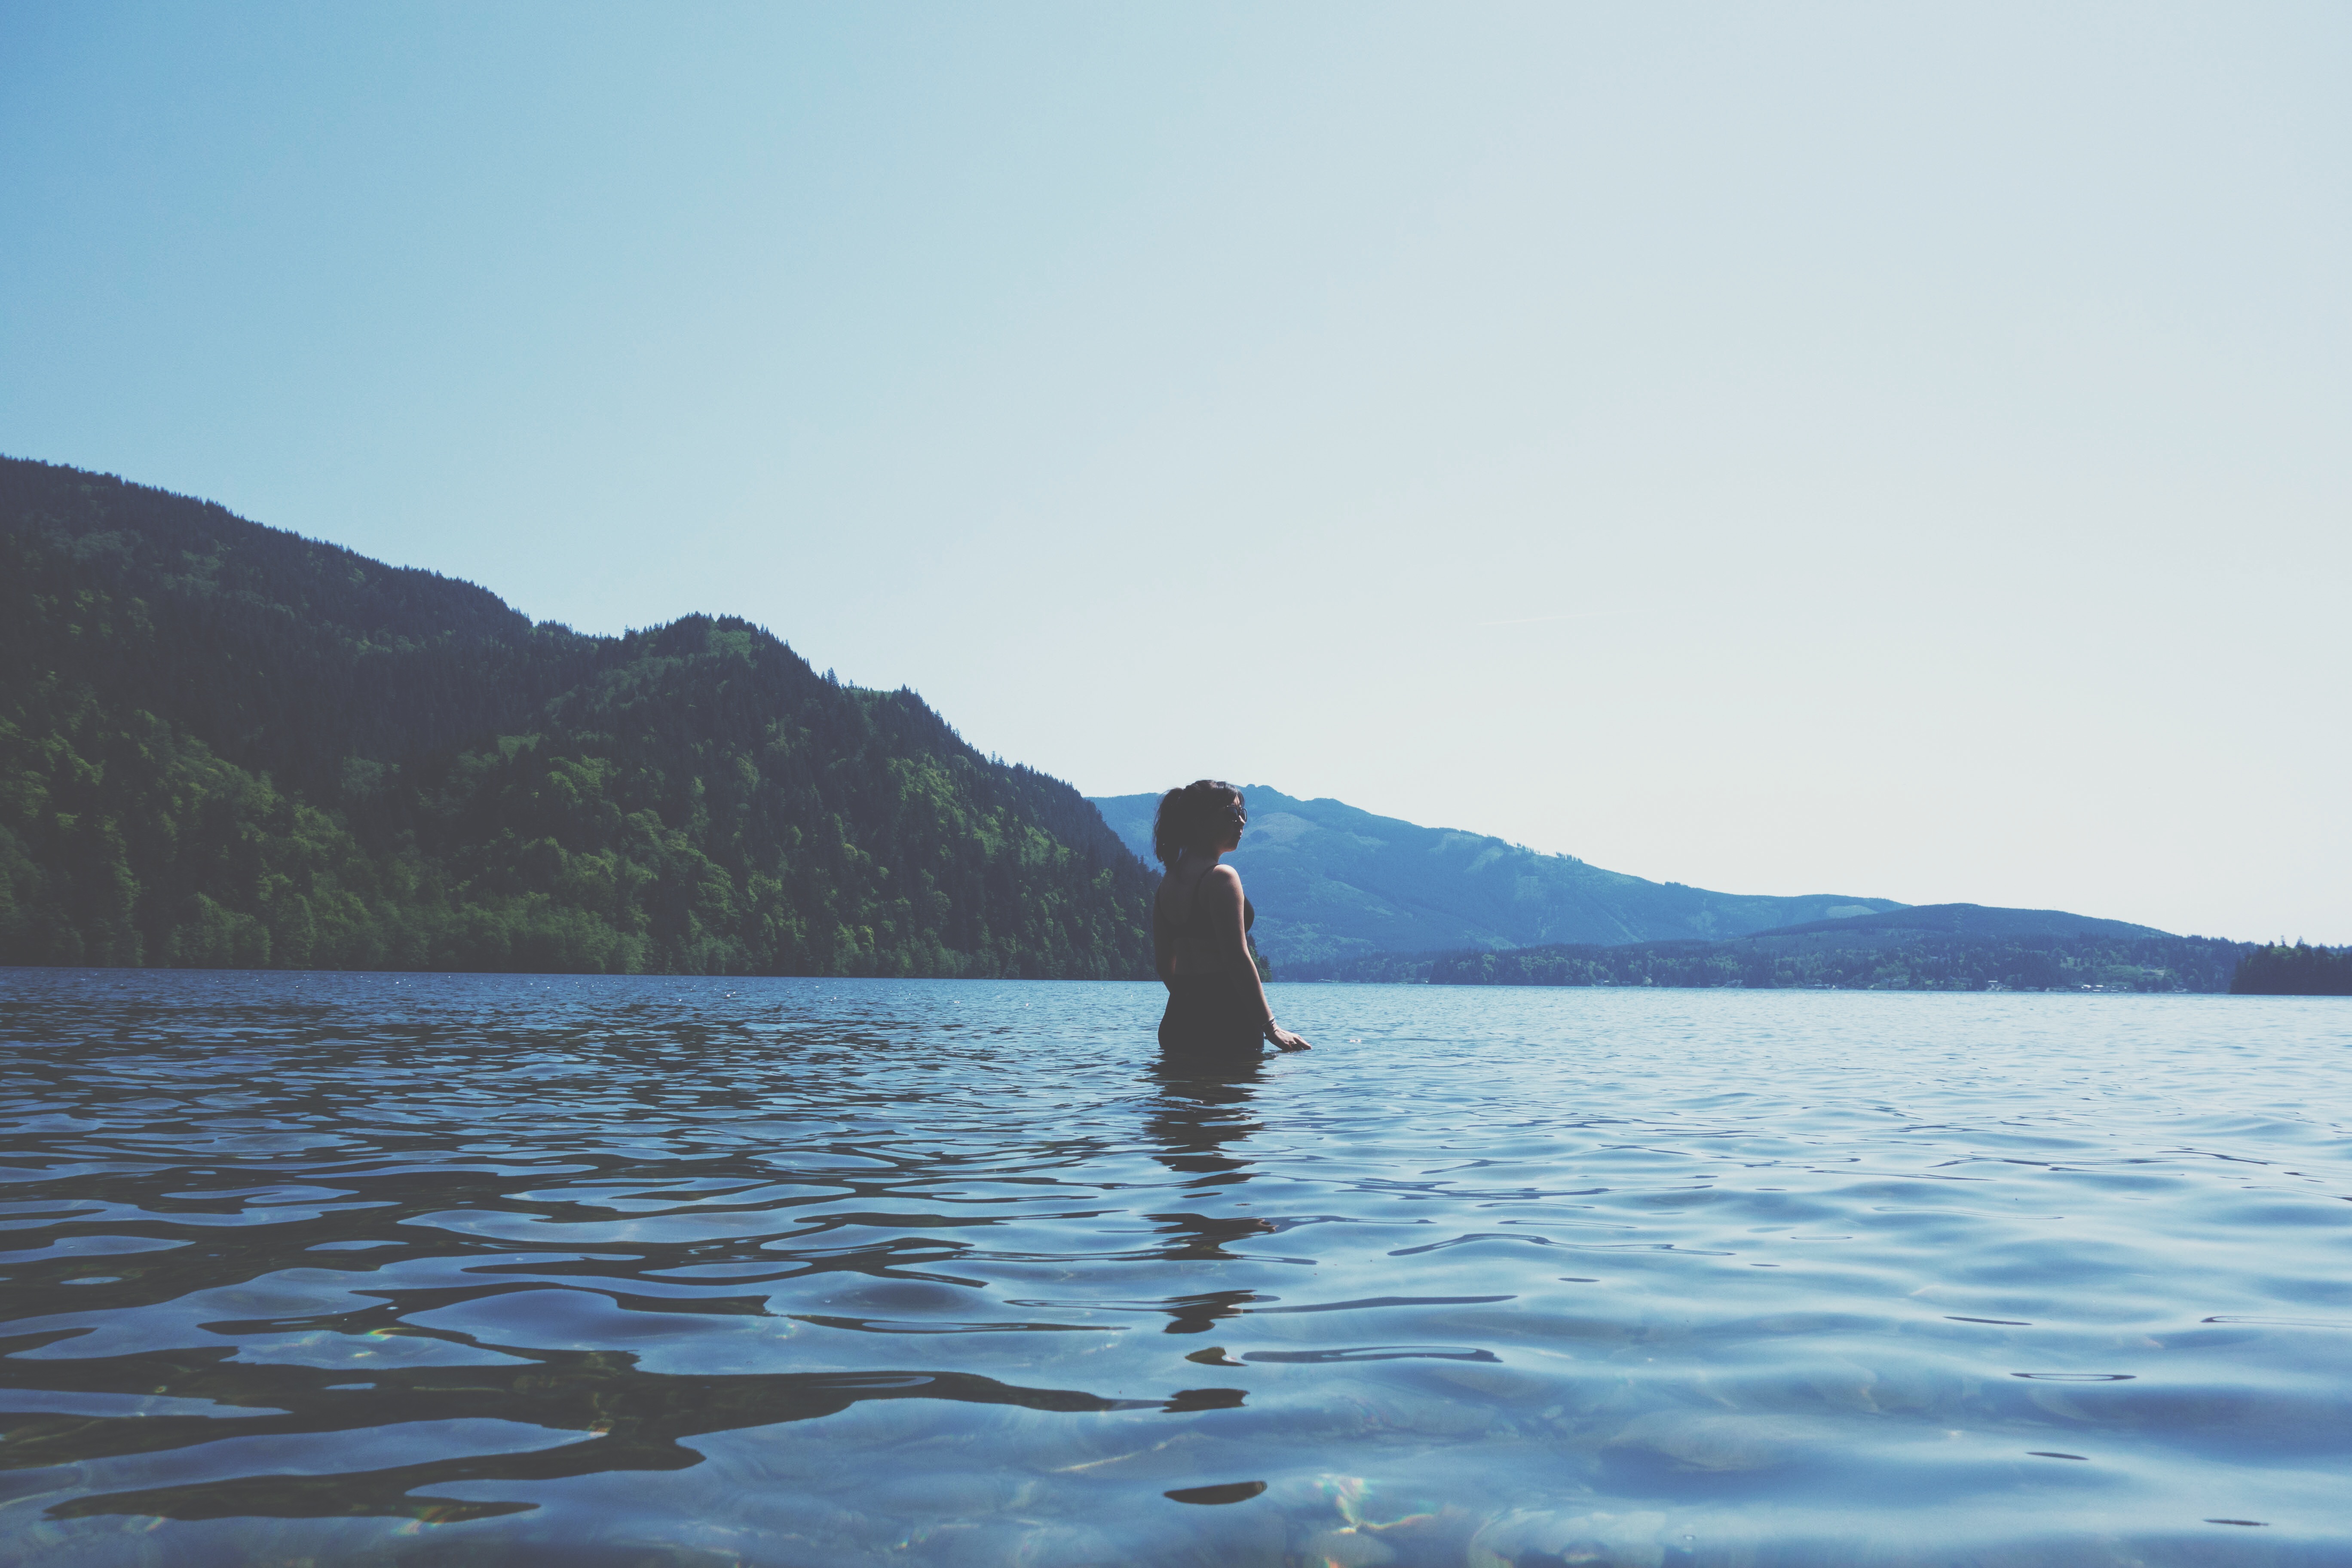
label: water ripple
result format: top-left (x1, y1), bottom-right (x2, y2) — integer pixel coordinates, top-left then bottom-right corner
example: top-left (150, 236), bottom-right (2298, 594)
top-left (3, 970), bottom-right (2349, 1565)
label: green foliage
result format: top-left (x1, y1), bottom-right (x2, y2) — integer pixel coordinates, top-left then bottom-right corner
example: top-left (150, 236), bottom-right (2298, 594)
top-left (1280, 950), bottom-right (1447, 985)
top-left (2230, 943), bottom-right (2352, 996)
top-left (1, 458), bottom-right (1155, 977)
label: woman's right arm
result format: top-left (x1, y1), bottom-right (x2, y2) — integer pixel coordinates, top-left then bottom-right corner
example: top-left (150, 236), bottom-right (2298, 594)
top-left (1199, 866), bottom-right (1310, 1050)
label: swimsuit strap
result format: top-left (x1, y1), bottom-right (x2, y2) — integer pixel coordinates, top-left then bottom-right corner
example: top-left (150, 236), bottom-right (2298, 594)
top-left (1171, 855), bottom-right (1247, 938)
top-left (1188, 862), bottom-right (1216, 926)
top-left (1157, 860), bottom-right (1213, 931)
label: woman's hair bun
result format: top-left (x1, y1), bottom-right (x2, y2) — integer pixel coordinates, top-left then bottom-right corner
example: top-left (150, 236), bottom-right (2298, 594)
top-left (1151, 779), bottom-right (1241, 867)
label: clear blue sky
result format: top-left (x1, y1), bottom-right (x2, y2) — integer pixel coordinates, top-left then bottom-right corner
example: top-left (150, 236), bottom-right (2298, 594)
top-left (5, 3), bottom-right (2346, 941)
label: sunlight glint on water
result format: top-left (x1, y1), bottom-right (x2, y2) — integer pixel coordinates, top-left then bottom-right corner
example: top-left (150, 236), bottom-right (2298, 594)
top-left (2, 971), bottom-right (2348, 1566)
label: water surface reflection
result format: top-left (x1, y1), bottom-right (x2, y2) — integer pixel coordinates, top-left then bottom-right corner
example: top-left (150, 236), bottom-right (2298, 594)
top-left (3, 971), bottom-right (2349, 1566)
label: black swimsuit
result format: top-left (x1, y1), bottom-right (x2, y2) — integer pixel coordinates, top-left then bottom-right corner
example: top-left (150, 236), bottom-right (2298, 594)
top-left (1156, 865), bottom-right (1264, 1060)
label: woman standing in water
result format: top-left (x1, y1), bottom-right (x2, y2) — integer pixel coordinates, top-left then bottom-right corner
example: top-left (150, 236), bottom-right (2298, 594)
top-left (1153, 780), bottom-right (1311, 1059)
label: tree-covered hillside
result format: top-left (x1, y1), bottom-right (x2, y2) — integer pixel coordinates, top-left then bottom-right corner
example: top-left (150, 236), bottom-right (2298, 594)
top-left (1749, 903), bottom-right (2167, 944)
top-left (1090, 785), bottom-right (1905, 965)
top-left (1, 457), bottom-right (1154, 976)
top-left (2230, 943), bottom-right (2352, 996)
top-left (1288, 906), bottom-right (2249, 992)
top-left (1415, 932), bottom-right (2247, 992)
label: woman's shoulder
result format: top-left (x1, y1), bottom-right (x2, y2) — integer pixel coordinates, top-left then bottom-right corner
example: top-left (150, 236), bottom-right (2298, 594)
top-left (1198, 863), bottom-right (1243, 895)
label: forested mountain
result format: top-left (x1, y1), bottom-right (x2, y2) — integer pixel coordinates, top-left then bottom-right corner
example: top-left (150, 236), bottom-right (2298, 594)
top-left (1, 456), bottom-right (1154, 976)
top-left (1427, 931), bottom-right (2247, 992)
top-left (1289, 905), bottom-right (2248, 993)
top-left (1089, 785), bottom-right (1906, 965)
top-left (1738, 903), bottom-right (2166, 945)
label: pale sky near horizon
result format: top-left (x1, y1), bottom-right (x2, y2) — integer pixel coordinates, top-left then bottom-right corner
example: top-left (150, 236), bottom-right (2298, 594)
top-left (4, 3), bottom-right (2346, 942)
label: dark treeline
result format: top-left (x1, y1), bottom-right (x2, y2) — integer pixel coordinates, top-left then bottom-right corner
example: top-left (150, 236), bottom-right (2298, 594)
top-left (1288, 933), bottom-right (2256, 992)
top-left (2230, 943), bottom-right (2352, 996)
top-left (2, 458), bottom-right (1156, 977)
top-left (1282, 950), bottom-right (1455, 985)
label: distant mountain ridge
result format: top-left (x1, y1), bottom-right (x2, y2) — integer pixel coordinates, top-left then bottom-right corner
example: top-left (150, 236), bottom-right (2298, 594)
top-left (1290, 903), bottom-right (2238, 992)
top-left (2, 456), bottom-right (1154, 975)
top-left (1745, 904), bottom-right (2166, 943)
top-left (1087, 786), bottom-right (1909, 965)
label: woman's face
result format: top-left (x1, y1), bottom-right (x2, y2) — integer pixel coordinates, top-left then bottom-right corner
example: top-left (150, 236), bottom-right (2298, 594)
top-left (1218, 798), bottom-right (1246, 851)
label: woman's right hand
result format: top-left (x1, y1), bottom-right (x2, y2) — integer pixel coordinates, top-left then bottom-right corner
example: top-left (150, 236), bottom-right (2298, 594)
top-left (1268, 1026), bottom-right (1311, 1051)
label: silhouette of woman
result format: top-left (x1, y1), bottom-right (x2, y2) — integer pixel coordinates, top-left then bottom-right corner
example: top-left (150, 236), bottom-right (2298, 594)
top-left (1152, 781), bottom-right (1311, 1061)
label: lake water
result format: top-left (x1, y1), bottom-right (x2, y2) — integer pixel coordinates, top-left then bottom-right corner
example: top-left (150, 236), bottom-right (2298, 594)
top-left (2, 971), bottom-right (2349, 1567)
